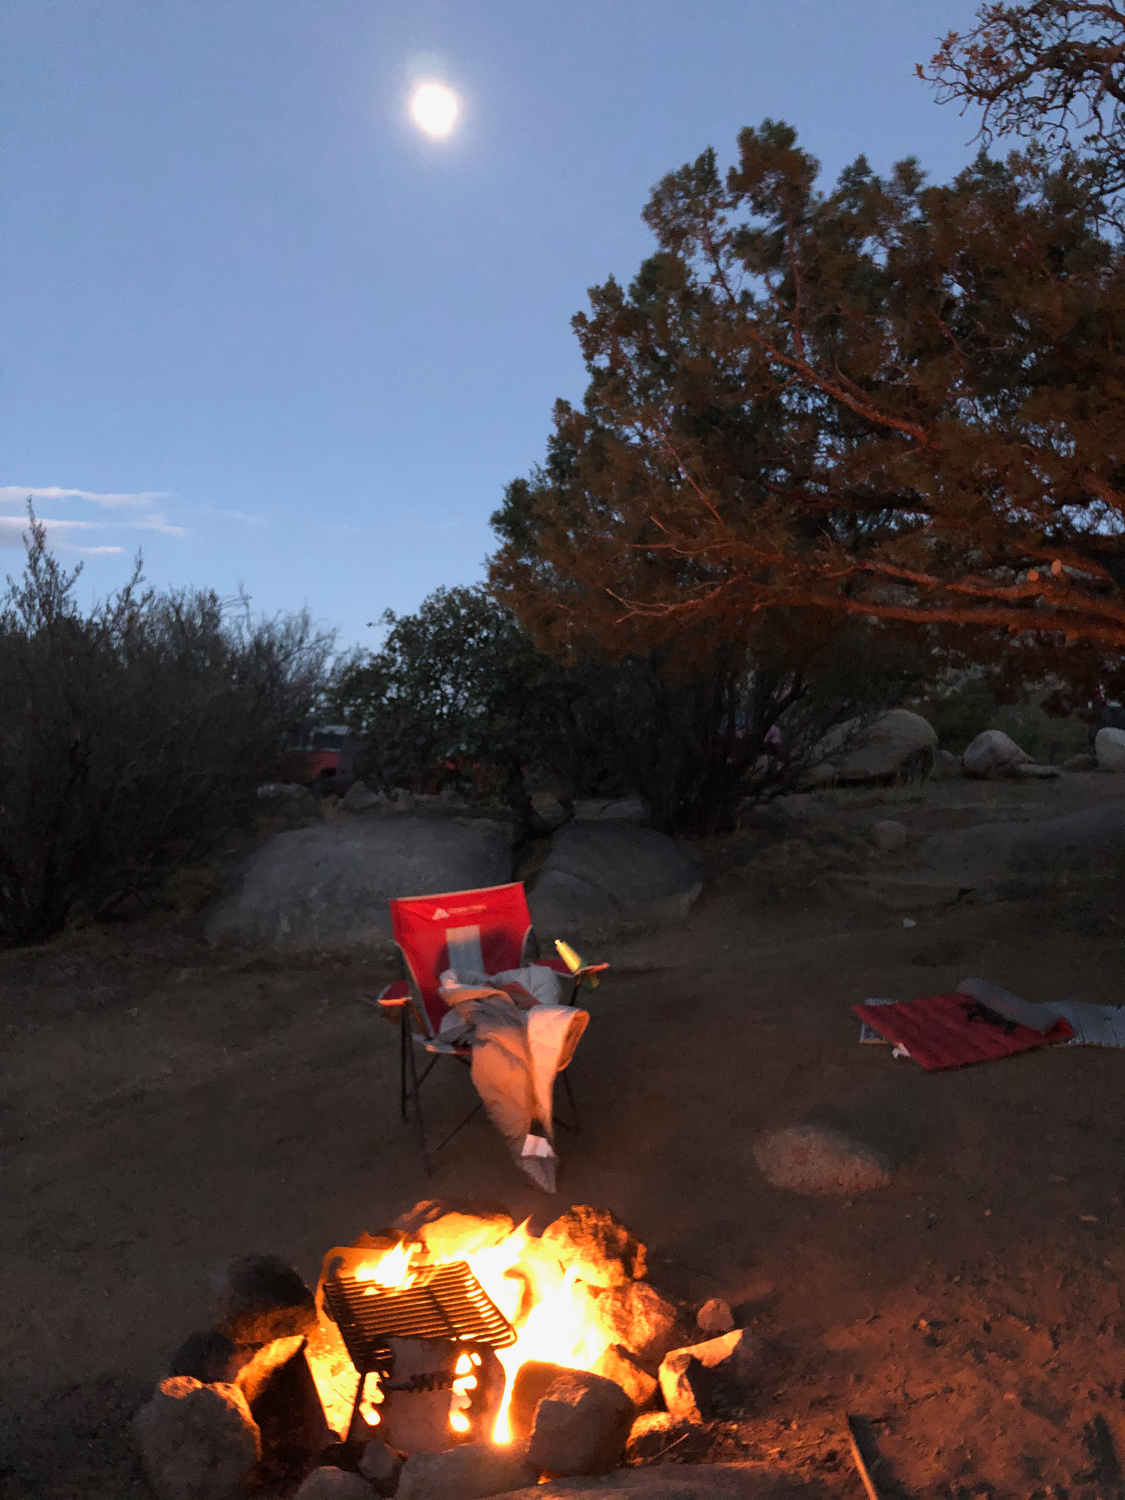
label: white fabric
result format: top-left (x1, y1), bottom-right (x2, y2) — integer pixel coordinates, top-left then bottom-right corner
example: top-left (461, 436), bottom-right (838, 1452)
top-left (436, 965), bottom-right (587, 1192)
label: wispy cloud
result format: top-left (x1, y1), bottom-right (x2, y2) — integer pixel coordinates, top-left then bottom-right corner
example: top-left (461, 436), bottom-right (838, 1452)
top-left (216, 508), bottom-right (265, 525)
top-left (0, 514), bottom-right (102, 548)
top-left (0, 485), bottom-right (169, 509)
top-left (134, 513), bottom-right (189, 538)
top-left (0, 484), bottom-right (187, 550)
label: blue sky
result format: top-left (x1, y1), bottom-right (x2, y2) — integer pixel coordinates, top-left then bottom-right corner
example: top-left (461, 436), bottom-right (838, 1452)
top-left (0, 1), bottom-right (985, 649)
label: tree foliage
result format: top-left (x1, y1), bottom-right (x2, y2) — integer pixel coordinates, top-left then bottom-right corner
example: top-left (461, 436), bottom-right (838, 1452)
top-left (923, 2), bottom-right (1125, 203)
top-left (0, 514), bottom-right (333, 947)
top-left (489, 121), bottom-right (1125, 698)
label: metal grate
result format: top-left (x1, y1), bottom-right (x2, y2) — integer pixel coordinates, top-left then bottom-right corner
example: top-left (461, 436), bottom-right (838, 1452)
top-left (323, 1259), bottom-right (516, 1377)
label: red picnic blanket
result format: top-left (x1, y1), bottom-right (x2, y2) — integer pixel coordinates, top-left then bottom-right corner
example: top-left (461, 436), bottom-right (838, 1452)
top-left (853, 993), bottom-right (1074, 1071)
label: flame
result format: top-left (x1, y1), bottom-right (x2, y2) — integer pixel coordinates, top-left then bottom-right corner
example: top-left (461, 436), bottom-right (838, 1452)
top-left (354, 1239), bottom-right (415, 1289)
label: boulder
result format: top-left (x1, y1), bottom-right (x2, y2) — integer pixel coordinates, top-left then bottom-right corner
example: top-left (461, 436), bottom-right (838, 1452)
top-left (917, 803), bottom-right (1125, 885)
top-left (168, 1330), bottom-right (242, 1385)
top-left (343, 780), bottom-right (385, 811)
top-left (293, 1469), bottom-right (376, 1500)
top-left (657, 1329), bottom-right (763, 1424)
top-left (873, 820), bottom-right (907, 853)
top-left (961, 729), bottom-right (1033, 778)
top-left (529, 824), bottom-right (701, 933)
top-left (753, 1125), bottom-right (891, 1196)
top-left (539, 1206), bottom-right (646, 1286)
top-left (397, 1441), bottom-right (536, 1500)
top-left (206, 814), bottom-right (511, 948)
top-left (625, 1411), bottom-right (696, 1462)
top-left (695, 1298), bottom-right (734, 1336)
top-left (526, 1371), bottom-right (634, 1477)
top-left (591, 1344), bottom-right (658, 1409)
top-left (810, 710), bottom-right (938, 784)
top-left (572, 798), bottom-right (650, 824)
top-left (219, 1254), bottom-right (316, 1345)
top-left (134, 1377), bottom-right (261, 1500)
top-left (509, 1362), bottom-right (571, 1442)
top-left (1096, 727), bottom-right (1125, 772)
top-left (587, 1280), bottom-right (681, 1368)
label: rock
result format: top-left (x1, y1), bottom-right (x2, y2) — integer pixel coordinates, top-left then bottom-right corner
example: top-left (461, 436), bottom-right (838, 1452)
top-left (530, 791), bottom-right (570, 830)
top-left (530, 823), bottom-right (702, 933)
top-left (1096, 727), bottom-right (1125, 772)
top-left (917, 803), bottom-right (1125, 885)
top-left (235, 1334), bottom-right (308, 1405)
top-left (219, 1254), bottom-right (316, 1344)
top-left (936, 749), bottom-right (962, 779)
top-left (343, 780), bottom-right (385, 811)
top-left (587, 1280), bottom-right (681, 1368)
top-left (359, 1439), bottom-right (404, 1495)
top-left (527, 1370), bottom-right (634, 1477)
top-left (206, 814), bottom-right (511, 948)
top-left (1014, 761), bottom-right (1061, 779)
top-left (539, 1205), bottom-right (647, 1286)
top-left (753, 1125), bottom-right (891, 1196)
top-left (657, 1329), bottom-right (763, 1423)
top-left (811, 710), bottom-right (938, 784)
top-left (245, 1341), bottom-right (336, 1483)
top-left (696, 1298), bottom-right (734, 1336)
top-left (397, 1440), bottom-right (536, 1500)
top-left (873, 820), bottom-right (907, 853)
top-left (572, 798), bottom-right (650, 824)
top-left (134, 1377), bottom-right (261, 1500)
top-left (168, 1330), bottom-right (242, 1385)
top-left (625, 1411), bottom-right (696, 1461)
top-left (1063, 752), bottom-right (1097, 771)
top-left (258, 782), bottom-right (313, 801)
top-left (591, 1344), bottom-right (658, 1409)
top-left (293, 1469), bottom-right (376, 1500)
top-left (509, 1361), bottom-right (571, 1442)
top-left (961, 729), bottom-right (1033, 778)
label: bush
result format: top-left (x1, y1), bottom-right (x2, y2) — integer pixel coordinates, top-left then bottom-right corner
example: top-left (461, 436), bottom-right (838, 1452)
top-left (0, 517), bottom-right (333, 947)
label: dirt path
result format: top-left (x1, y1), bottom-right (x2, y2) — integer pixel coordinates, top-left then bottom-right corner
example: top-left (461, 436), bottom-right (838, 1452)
top-left (3, 776), bottom-right (1125, 1499)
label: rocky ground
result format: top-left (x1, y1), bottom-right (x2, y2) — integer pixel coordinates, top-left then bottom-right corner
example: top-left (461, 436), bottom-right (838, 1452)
top-left (3, 772), bottom-right (1125, 1500)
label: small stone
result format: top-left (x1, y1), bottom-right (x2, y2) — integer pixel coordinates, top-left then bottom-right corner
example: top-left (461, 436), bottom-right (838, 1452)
top-left (219, 1254), bottom-right (316, 1344)
top-left (625, 1411), bottom-right (694, 1462)
top-left (1063, 753), bottom-right (1096, 771)
top-left (539, 1205), bottom-right (646, 1286)
top-left (587, 1280), bottom-right (681, 1368)
top-left (695, 1298), bottom-right (734, 1336)
top-left (873, 820), bottom-right (908, 853)
top-left (134, 1377), bottom-right (261, 1500)
top-left (753, 1125), bottom-right (892, 1196)
top-left (293, 1468), bottom-right (376, 1500)
top-left (527, 1370), bottom-right (634, 1477)
top-left (657, 1329), bottom-right (763, 1424)
top-left (591, 1344), bottom-right (658, 1410)
top-left (359, 1439), bottom-right (404, 1496)
top-left (397, 1440), bottom-right (536, 1500)
top-left (343, 780), bottom-right (384, 810)
top-left (1096, 727), bottom-right (1125, 772)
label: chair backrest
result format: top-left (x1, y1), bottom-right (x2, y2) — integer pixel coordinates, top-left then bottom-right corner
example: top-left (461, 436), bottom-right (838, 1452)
top-left (389, 881), bottom-right (534, 1036)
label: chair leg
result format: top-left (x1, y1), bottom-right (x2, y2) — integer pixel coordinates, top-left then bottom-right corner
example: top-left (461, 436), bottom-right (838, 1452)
top-left (402, 1023), bottom-right (431, 1175)
top-left (398, 1011), bottom-right (408, 1122)
top-left (562, 1069), bottom-right (581, 1135)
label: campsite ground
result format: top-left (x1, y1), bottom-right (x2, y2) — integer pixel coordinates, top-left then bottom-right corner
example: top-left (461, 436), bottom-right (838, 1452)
top-left (3, 773), bottom-right (1125, 1500)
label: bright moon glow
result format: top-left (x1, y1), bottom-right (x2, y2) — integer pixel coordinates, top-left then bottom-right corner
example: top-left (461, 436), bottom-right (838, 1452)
top-left (411, 83), bottom-right (458, 137)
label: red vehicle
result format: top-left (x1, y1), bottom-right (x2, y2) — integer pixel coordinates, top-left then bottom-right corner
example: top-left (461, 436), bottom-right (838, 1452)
top-left (274, 726), bottom-right (367, 796)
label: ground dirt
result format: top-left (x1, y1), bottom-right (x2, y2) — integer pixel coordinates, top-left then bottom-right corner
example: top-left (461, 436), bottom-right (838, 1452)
top-left (3, 774), bottom-right (1125, 1500)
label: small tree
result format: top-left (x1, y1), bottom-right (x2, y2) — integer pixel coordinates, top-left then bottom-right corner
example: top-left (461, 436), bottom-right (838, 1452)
top-left (0, 514), bottom-right (333, 947)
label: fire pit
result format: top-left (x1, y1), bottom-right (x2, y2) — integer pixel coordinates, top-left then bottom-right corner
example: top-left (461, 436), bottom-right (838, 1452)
top-left (136, 1202), bottom-right (765, 1500)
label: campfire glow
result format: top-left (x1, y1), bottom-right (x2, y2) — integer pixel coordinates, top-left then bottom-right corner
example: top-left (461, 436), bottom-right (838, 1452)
top-left (356, 1222), bottom-right (614, 1444)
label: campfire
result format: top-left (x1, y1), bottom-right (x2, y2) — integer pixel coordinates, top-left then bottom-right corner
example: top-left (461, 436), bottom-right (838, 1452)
top-left (136, 1201), bottom-right (763, 1500)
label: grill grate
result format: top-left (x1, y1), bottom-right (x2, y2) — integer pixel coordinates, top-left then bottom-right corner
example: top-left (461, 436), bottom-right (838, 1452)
top-left (323, 1259), bottom-right (516, 1377)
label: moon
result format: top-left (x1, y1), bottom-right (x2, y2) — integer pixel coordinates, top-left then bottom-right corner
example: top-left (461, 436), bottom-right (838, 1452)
top-left (410, 83), bottom-right (459, 138)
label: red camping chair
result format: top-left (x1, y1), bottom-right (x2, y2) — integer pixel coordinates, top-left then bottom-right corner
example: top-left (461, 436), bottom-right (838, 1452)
top-left (377, 881), bottom-right (606, 1173)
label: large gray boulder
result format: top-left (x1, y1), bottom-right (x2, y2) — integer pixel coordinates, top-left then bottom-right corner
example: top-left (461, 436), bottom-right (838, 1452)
top-left (206, 814), bottom-right (512, 948)
top-left (134, 1378), bottom-right (260, 1500)
top-left (916, 803), bottom-right (1125, 884)
top-left (1096, 727), bottom-right (1125, 772)
top-left (962, 729), bottom-right (1034, 778)
top-left (529, 824), bottom-right (701, 933)
top-left (808, 709), bottom-right (938, 784)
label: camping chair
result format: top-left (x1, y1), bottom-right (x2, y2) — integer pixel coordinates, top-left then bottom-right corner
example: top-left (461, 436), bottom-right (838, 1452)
top-left (376, 880), bottom-right (606, 1173)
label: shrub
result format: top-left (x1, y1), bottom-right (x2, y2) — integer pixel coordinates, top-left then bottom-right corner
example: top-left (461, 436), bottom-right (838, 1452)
top-left (0, 516), bottom-right (333, 947)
